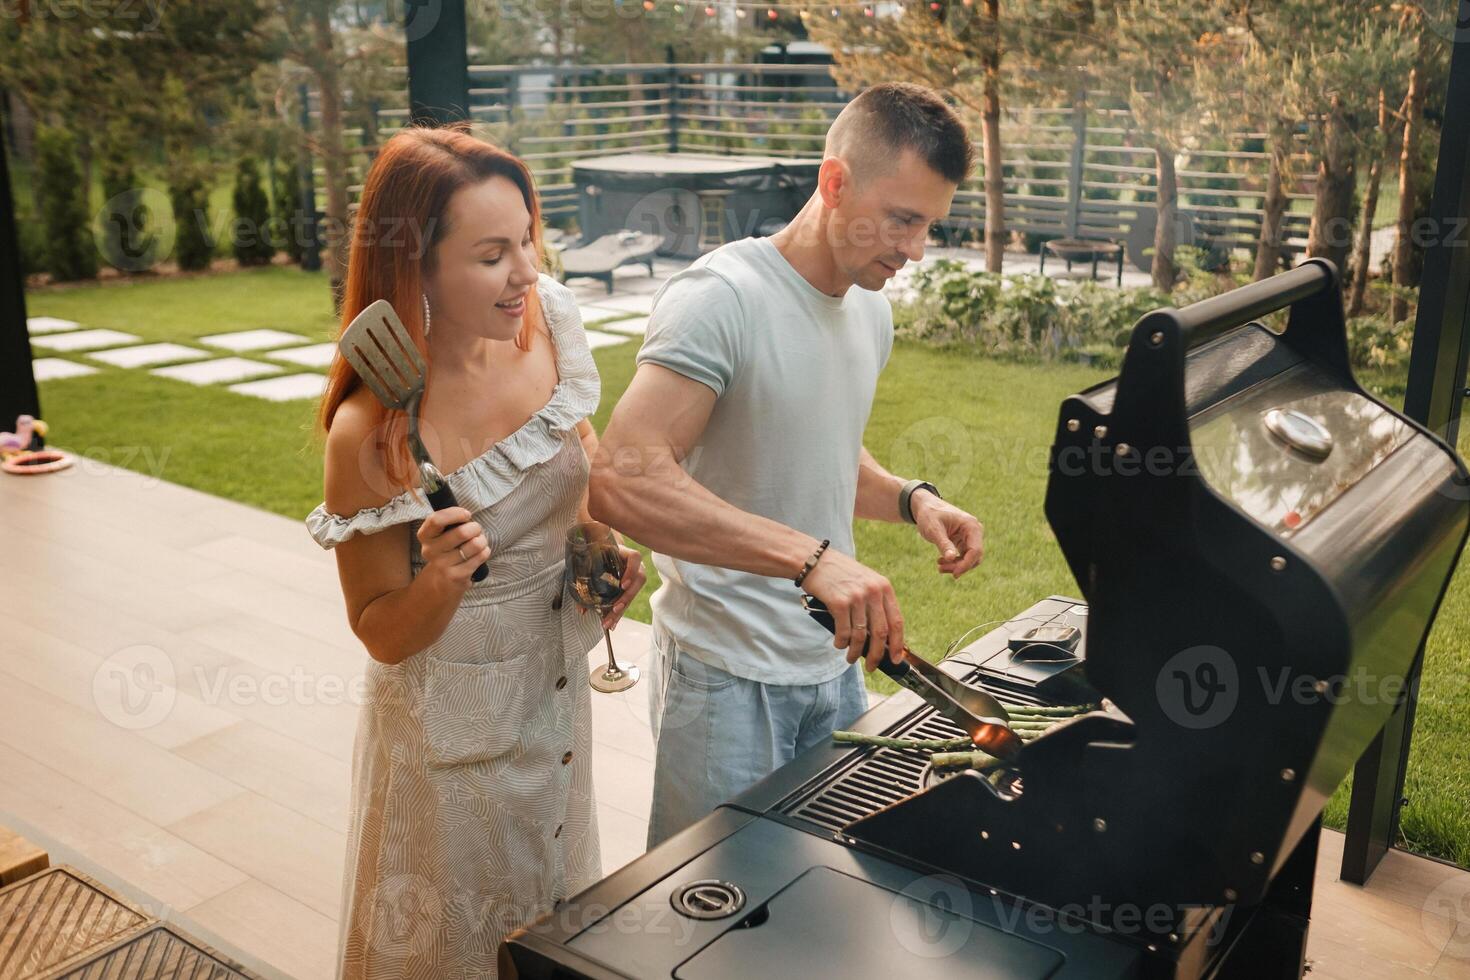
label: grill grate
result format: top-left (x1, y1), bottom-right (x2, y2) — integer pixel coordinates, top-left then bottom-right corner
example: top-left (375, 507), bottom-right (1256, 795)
top-left (788, 674), bottom-right (1049, 834)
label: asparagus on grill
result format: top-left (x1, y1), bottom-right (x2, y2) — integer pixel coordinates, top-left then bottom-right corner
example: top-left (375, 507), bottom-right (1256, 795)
top-left (830, 703), bottom-right (1097, 755)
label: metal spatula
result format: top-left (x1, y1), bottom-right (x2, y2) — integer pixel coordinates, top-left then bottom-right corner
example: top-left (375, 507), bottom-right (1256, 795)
top-left (338, 299), bottom-right (488, 583)
top-left (802, 594), bottom-right (1021, 759)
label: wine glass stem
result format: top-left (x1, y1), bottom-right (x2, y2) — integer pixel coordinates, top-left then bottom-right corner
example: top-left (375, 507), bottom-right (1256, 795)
top-left (602, 626), bottom-right (622, 673)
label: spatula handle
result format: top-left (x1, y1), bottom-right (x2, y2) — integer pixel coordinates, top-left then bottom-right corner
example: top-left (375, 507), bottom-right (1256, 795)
top-left (427, 483), bottom-right (489, 583)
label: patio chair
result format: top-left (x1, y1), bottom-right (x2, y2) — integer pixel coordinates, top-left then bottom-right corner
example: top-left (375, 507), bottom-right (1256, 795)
top-left (1039, 237), bottom-right (1125, 287)
top-left (557, 229), bottom-right (663, 294)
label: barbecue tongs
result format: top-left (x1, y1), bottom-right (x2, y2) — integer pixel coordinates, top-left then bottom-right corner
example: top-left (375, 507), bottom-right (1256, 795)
top-left (802, 595), bottom-right (1023, 760)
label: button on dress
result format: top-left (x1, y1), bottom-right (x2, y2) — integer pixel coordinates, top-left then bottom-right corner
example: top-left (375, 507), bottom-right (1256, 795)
top-left (305, 274), bottom-right (605, 979)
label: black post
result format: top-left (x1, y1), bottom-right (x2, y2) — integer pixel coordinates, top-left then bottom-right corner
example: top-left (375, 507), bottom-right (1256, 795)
top-left (298, 84), bottom-right (322, 273)
top-left (667, 45), bottom-right (680, 154)
top-left (1342, 0), bottom-right (1470, 884)
top-left (406, 0), bottom-right (470, 125)
top-left (0, 109), bottom-right (39, 429)
top-left (1065, 89), bottom-right (1087, 241)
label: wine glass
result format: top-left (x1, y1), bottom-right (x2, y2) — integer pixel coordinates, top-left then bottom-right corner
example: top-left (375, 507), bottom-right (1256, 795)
top-left (565, 521), bottom-right (640, 694)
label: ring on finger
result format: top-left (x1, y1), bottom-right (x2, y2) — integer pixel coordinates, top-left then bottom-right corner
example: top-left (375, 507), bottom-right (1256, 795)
top-left (456, 545), bottom-right (467, 562)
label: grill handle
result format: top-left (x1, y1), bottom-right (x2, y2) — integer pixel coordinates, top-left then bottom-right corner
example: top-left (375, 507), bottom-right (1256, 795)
top-left (1161, 258), bottom-right (1336, 353)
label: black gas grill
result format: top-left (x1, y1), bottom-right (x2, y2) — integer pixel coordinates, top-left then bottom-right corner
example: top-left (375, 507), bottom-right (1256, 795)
top-left (501, 260), bottom-right (1469, 980)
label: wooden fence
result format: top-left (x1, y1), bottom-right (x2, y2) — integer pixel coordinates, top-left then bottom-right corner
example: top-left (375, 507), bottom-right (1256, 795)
top-left (304, 61), bottom-right (1318, 264)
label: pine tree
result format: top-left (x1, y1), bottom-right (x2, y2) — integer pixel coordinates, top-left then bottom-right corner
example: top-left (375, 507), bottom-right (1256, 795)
top-left (34, 125), bottom-right (97, 282)
top-left (232, 156), bottom-right (276, 266)
top-left (1105, 0), bottom-right (1232, 292)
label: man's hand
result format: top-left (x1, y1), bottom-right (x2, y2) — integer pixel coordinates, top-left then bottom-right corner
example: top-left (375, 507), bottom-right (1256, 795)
top-left (800, 550), bottom-right (904, 672)
top-left (912, 491), bottom-right (984, 579)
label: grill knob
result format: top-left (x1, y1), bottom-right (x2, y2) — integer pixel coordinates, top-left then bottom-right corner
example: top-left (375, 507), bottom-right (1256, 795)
top-left (671, 880), bottom-right (747, 920)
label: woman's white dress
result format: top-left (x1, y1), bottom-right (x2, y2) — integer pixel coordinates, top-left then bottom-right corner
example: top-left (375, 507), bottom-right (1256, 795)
top-left (305, 274), bottom-right (605, 979)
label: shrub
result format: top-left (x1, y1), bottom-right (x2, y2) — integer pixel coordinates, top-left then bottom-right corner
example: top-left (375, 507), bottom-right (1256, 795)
top-left (34, 126), bottom-right (97, 281)
top-left (170, 167), bottom-right (215, 271)
top-left (97, 121), bottom-right (161, 272)
top-left (232, 156), bottom-right (276, 266)
top-left (271, 153), bottom-right (306, 265)
top-left (896, 258), bottom-right (1169, 364)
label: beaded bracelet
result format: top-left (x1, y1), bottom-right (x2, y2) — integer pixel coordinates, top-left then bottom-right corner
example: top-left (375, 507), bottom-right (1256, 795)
top-left (794, 538), bottom-right (831, 588)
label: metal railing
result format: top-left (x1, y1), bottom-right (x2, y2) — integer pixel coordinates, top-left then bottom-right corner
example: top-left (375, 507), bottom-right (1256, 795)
top-left (304, 61), bottom-right (1318, 260)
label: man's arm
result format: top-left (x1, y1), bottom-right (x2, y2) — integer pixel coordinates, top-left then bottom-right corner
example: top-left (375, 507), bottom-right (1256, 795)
top-left (855, 445), bottom-right (986, 579)
top-left (855, 446), bottom-right (905, 522)
top-left (588, 363), bottom-right (906, 668)
top-left (588, 364), bottom-right (817, 579)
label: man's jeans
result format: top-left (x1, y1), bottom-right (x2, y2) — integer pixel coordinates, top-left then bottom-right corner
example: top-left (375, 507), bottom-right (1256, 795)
top-left (645, 627), bottom-right (870, 848)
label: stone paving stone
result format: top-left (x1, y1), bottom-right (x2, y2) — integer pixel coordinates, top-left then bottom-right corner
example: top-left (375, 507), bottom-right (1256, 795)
top-left (577, 304), bottom-right (624, 325)
top-left (599, 316), bottom-right (649, 336)
top-left (88, 343), bottom-right (212, 369)
top-left (198, 329), bottom-right (313, 352)
top-left (226, 374), bottom-right (328, 402)
top-left (151, 358), bottom-right (283, 385)
top-left (261, 343), bottom-right (336, 369)
top-left (584, 329), bottom-right (632, 350)
top-left (31, 358), bottom-right (99, 381)
top-left (27, 317), bottom-right (82, 334)
top-left (30, 329), bottom-right (141, 352)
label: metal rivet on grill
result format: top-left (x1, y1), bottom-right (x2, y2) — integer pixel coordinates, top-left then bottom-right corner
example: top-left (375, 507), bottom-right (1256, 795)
top-left (1250, 851), bottom-right (1264, 865)
top-left (1223, 888), bottom-right (1238, 902)
top-left (1150, 331), bottom-right (1165, 346)
top-left (1270, 556), bottom-right (1287, 572)
top-left (980, 830), bottom-right (989, 840)
top-left (1066, 419), bottom-right (1080, 432)
top-left (1314, 679), bottom-right (1329, 695)
top-left (1093, 818), bottom-right (1107, 833)
top-left (1116, 443), bottom-right (1131, 456)
top-left (1010, 841), bottom-right (1021, 850)
top-left (671, 880), bottom-right (747, 920)
top-left (1093, 425), bottom-right (1108, 440)
top-left (1280, 768), bottom-right (1296, 782)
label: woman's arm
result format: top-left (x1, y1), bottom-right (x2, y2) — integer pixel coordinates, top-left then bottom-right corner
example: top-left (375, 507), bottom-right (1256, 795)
top-left (325, 393), bottom-right (489, 665)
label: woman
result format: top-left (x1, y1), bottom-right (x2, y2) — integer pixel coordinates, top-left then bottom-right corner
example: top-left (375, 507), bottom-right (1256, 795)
top-left (305, 124), bottom-right (646, 979)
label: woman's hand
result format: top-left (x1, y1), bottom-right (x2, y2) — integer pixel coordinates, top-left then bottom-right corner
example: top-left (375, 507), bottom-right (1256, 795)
top-left (601, 544), bottom-right (646, 630)
top-left (416, 507), bottom-right (491, 596)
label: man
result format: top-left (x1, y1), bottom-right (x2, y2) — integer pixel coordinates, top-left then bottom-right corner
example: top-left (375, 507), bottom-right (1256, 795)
top-left (588, 82), bottom-right (986, 847)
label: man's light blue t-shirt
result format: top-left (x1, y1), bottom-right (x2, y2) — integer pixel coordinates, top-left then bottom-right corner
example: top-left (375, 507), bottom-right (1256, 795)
top-left (635, 236), bottom-right (894, 685)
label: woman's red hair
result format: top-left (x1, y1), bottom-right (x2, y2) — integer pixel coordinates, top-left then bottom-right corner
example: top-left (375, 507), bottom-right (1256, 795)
top-left (316, 122), bottom-right (547, 496)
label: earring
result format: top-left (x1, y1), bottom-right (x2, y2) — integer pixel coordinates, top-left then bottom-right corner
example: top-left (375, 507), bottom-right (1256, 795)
top-left (423, 294), bottom-right (431, 337)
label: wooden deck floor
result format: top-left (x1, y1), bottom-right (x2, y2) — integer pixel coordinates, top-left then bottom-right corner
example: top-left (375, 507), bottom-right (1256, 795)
top-left (1, 458), bottom-right (1467, 978)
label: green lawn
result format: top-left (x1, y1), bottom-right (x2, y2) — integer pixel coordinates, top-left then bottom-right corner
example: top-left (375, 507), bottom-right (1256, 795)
top-left (24, 265), bottom-right (1470, 868)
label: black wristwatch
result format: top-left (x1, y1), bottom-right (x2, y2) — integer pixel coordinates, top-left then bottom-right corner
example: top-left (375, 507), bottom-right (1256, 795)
top-left (899, 479), bottom-right (941, 524)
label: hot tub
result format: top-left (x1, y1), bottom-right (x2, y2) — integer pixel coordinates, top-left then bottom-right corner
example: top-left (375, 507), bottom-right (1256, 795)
top-left (572, 152), bottom-right (821, 258)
